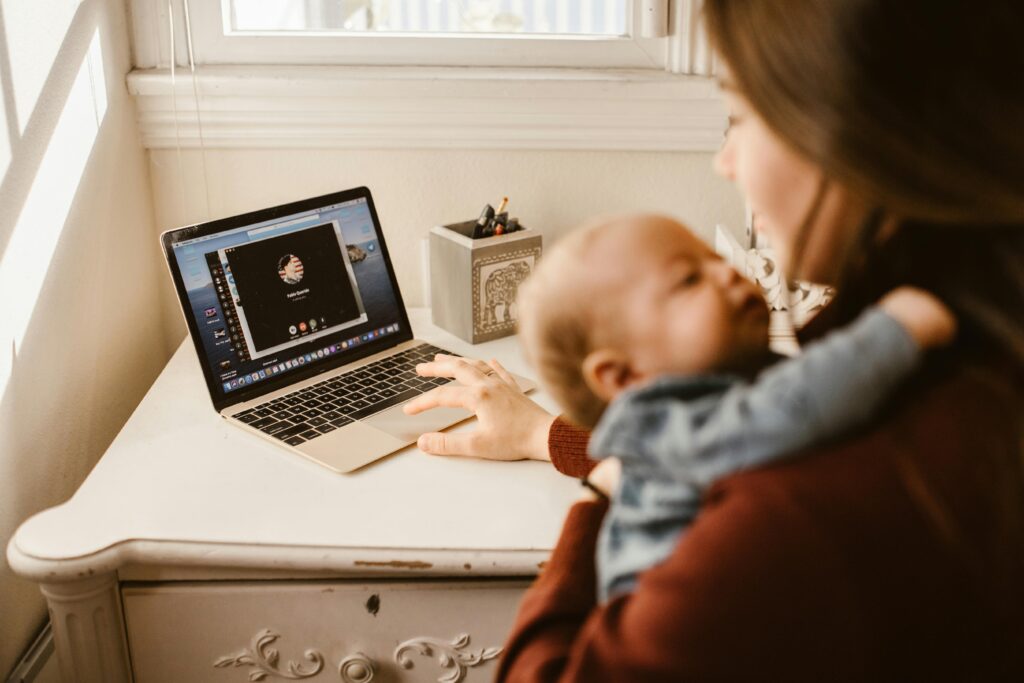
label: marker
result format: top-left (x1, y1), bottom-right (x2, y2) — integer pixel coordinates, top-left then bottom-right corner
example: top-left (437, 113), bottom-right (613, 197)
top-left (496, 196), bottom-right (509, 215)
top-left (473, 203), bottom-right (495, 239)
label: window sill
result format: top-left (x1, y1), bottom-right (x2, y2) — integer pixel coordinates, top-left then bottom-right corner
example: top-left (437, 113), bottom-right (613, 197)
top-left (126, 65), bottom-right (726, 152)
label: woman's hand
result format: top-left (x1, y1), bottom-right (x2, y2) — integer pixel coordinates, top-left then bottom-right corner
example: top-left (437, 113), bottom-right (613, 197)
top-left (403, 354), bottom-right (556, 462)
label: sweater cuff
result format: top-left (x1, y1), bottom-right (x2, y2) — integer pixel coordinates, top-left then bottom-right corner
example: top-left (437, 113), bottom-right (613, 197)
top-left (549, 416), bottom-right (597, 478)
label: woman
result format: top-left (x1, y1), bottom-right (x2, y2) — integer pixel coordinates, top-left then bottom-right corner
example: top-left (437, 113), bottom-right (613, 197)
top-left (404, 0), bottom-right (1024, 678)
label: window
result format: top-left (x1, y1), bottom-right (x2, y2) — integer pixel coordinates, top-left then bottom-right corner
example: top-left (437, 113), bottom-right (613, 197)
top-left (131, 0), bottom-right (689, 69)
top-left (228, 1), bottom-right (630, 36)
top-left (126, 1), bottom-right (724, 152)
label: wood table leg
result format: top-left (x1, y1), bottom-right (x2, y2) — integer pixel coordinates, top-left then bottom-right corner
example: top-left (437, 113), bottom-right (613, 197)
top-left (40, 572), bottom-right (132, 683)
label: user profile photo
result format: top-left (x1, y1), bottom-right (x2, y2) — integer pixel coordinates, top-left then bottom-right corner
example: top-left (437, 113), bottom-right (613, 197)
top-left (277, 254), bottom-right (305, 285)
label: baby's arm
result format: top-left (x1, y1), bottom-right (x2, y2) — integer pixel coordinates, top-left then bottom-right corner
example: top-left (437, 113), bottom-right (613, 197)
top-left (593, 288), bottom-right (955, 486)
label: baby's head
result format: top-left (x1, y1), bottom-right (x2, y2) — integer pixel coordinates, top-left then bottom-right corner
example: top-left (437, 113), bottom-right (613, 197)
top-left (518, 214), bottom-right (770, 428)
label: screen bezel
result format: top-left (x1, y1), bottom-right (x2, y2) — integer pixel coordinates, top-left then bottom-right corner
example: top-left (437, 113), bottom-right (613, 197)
top-left (161, 186), bottom-right (414, 413)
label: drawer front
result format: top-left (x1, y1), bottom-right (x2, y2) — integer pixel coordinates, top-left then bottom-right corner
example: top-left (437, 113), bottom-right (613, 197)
top-left (122, 579), bottom-right (530, 683)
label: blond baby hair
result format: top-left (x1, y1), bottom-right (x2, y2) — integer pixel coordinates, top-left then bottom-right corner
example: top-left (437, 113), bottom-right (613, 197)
top-left (516, 216), bottom-right (642, 429)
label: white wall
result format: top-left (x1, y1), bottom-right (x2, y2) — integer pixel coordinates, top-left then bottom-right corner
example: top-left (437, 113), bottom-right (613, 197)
top-left (149, 148), bottom-right (745, 347)
top-left (0, 0), bottom-right (164, 675)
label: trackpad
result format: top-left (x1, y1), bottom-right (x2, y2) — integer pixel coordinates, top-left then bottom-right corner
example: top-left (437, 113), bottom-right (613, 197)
top-left (363, 403), bottom-right (474, 443)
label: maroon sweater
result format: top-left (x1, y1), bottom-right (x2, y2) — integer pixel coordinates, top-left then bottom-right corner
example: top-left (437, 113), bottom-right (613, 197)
top-left (497, 316), bottom-right (1024, 681)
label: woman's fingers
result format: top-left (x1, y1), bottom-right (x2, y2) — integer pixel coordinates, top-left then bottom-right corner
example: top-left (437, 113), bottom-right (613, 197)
top-left (413, 353), bottom-right (464, 378)
top-left (416, 431), bottom-right (477, 456)
top-left (402, 385), bottom-right (473, 415)
top-left (416, 354), bottom-right (495, 386)
top-left (487, 358), bottom-right (520, 390)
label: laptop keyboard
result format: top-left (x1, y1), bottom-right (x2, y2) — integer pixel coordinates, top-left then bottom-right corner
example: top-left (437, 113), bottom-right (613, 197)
top-left (230, 343), bottom-right (458, 446)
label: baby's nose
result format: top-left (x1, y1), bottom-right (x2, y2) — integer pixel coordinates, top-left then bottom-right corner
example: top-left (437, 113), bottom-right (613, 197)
top-left (709, 260), bottom-right (741, 286)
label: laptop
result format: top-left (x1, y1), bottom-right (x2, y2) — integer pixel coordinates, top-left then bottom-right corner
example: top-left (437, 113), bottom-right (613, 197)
top-left (161, 186), bottom-right (534, 473)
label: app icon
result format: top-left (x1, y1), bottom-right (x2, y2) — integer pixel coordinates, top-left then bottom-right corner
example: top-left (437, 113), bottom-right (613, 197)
top-left (230, 380), bottom-right (238, 388)
top-left (259, 370), bottom-right (266, 378)
top-left (299, 322), bottom-right (308, 332)
top-left (223, 383), bottom-right (231, 391)
top-left (361, 335), bottom-right (368, 342)
top-left (289, 325), bottom-right (297, 335)
top-left (251, 373), bottom-right (259, 381)
top-left (213, 328), bottom-right (226, 339)
top-left (305, 354), bottom-right (312, 362)
top-left (278, 363), bottom-right (286, 372)
top-left (298, 357), bottom-right (305, 365)
top-left (219, 360), bottom-right (231, 370)
top-left (341, 341), bottom-right (348, 349)
top-left (204, 307), bottom-right (217, 318)
top-left (309, 318), bottom-right (318, 330)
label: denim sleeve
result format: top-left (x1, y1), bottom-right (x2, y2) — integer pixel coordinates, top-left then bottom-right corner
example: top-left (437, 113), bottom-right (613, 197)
top-left (591, 306), bottom-right (921, 487)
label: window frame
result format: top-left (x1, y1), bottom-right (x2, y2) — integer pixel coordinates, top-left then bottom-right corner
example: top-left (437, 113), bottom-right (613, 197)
top-left (132, 0), bottom-right (677, 70)
top-left (126, 0), bottom-right (722, 153)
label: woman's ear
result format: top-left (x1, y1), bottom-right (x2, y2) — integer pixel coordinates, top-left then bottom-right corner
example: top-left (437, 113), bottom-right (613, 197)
top-left (581, 349), bottom-right (639, 402)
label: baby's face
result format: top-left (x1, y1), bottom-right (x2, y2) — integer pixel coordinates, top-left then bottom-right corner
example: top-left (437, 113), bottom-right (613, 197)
top-left (594, 218), bottom-right (770, 383)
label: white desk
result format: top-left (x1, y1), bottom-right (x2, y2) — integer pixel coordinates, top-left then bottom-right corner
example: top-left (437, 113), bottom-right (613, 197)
top-left (7, 309), bottom-right (579, 683)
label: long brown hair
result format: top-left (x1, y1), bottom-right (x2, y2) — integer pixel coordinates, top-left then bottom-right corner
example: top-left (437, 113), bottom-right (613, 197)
top-left (703, 0), bottom-right (1024, 629)
top-left (703, 0), bottom-right (1024, 368)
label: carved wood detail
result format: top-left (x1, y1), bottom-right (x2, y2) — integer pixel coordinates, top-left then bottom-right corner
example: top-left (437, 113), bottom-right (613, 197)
top-left (213, 629), bottom-right (324, 681)
top-left (338, 652), bottom-right (375, 683)
top-left (40, 574), bottom-right (133, 683)
top-left (394, 633), bottom-right (501, 683)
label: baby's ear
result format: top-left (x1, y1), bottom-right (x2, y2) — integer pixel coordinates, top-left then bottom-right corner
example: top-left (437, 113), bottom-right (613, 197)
top-left (581, 349), bottom-right (637, 402)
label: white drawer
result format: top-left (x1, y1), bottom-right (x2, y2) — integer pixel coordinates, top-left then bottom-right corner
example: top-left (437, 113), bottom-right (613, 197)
top-left (122, 579), bottom-right (529, 683)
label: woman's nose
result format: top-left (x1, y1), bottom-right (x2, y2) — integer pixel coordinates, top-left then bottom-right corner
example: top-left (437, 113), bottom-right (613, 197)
top-left (714, 135), bottom-right (736, 180)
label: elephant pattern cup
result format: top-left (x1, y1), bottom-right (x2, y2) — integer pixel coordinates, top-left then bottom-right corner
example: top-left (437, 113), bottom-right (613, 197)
top-left (430, 221), bottom-right (542, 344)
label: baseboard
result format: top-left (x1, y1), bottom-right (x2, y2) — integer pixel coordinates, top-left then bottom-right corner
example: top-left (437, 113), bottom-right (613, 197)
top-left (5, 623), bottom-right (53, 683)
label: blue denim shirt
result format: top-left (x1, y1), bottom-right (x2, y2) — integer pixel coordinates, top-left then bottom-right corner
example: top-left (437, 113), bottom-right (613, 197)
top-left (590, 306), bottom-right (920, 600)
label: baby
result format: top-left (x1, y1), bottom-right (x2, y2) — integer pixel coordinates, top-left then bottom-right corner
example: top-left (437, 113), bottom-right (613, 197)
top-left (516, 214), bottom-right (955, 601)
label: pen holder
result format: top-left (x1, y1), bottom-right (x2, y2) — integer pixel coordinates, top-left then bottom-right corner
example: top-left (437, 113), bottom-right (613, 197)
top-left (429, 220), bottom-right (543, 344)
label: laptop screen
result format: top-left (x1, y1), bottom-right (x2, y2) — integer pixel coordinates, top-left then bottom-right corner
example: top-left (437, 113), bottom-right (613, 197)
top-left (164, 188), bottom-right (412, 409)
